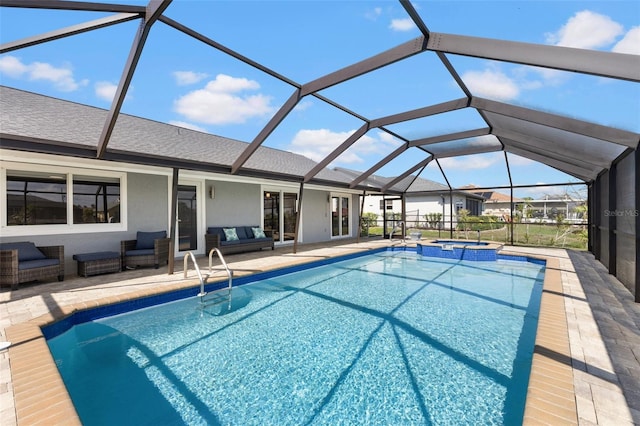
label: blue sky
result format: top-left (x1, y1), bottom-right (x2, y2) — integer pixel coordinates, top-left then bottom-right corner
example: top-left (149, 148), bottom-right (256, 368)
top-left (1, 0), bottom-right (639, 199)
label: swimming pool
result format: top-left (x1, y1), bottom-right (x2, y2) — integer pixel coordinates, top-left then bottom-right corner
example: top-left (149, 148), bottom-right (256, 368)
top-left (47, 250), bottom-right (544, 425)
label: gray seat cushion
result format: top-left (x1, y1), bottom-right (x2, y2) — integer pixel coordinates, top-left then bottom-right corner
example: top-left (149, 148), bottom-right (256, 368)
top-left (135, 231), bottom-right (166, 250)
top-left (18, 258), bottom-right (60, 270)
top-left (125, 249), bottom-right (155, 256)
top-left (73, 251), bottom-right (120, 262)
top-left (0, 241), bottom-right (46, 262)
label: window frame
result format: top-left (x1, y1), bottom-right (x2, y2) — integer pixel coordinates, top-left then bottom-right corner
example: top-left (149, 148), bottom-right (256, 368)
top-left (1, 162), bottom-right (127, 236)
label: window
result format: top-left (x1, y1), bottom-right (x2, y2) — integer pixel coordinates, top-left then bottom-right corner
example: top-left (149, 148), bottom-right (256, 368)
top-left (73, 176), bottom-right (120, 224)
top-left (466, 198), bottom-right (481, 216)
top-left (7, 172), bottom-right (67, 225)
top-left (455, 201), bottom-right (464, 214)
top-left (4, 168), bottom-right (124, 233)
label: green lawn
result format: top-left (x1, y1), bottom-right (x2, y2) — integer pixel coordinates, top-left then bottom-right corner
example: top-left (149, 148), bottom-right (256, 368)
top-left (362, 223), bottom-right (588, 250)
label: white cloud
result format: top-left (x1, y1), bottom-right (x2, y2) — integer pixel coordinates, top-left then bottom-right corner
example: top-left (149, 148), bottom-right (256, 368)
top-left (0, 55), bottom-right (87, 91)
top-left (365, 7), bottom-right (382, 21)
top-left (517, 185), bottom-right (556, 199)
top-left (0, 55), bottom-right (28, 77)
top-left (507, 153), bottom-right (535, 166)
top-left (95, 81), bottom-right (118, 102)
top-left (288, 129), bottom-right (358, 163)
top-left (169, 121), bottom-right (208, 132)
top-left (461, 68), bottom-right (519, 101)
top-left (613, 26), bottom-right (640, 55)
top-left (377, 130), bottom-right (401, 145)
top-left (389, 18), bottom-right (415, 32)
top-left (545, 10), bottom-right (623, 49)
top-left (173, 74), bottom-right (274, 125)
top-left (173, 71), bottom-right (208, 86)
top-left (293, 99), bottom-right (313, 112)
top-left (439, 154), bottom-right (500, 171)
top-left (287, 128), bottom-right (399, 165)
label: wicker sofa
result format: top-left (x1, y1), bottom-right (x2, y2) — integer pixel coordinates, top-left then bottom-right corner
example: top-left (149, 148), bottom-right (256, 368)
top-left (205, 226), bottom-right (274, 255)
top-left (0, 242), bottom-right (64, 290)
top-left (121, 231), bottom-right (170, 270)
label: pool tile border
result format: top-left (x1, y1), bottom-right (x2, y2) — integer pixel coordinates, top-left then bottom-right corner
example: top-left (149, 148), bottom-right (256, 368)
top-left (6, 247), bottom-right (577, 424)
top-left (520, 256), bottom-right (578, 425)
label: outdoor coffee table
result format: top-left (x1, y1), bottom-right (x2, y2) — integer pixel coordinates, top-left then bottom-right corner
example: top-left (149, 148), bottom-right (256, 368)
top-left (73, 251), bottom-right (121, 277)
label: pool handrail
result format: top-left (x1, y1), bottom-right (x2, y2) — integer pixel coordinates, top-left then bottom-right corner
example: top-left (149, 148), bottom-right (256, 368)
top-left (183, 251), bottom-right (209, 296)
top-left (183, 249), bottom-right (233, 305)
top-left (208, 247), bottom-right (233, 294)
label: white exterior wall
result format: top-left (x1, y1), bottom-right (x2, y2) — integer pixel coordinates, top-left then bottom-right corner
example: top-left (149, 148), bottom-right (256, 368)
top-left (0, 150), bottom-right (361, 276)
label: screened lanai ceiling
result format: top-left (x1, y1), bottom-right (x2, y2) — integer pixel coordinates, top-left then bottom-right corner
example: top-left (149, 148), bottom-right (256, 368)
top-left (0, 0), bottom-right (639, 195)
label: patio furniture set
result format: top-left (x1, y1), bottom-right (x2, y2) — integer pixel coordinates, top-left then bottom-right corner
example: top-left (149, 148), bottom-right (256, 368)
top-left (1, 227), bottom-right (273, 289)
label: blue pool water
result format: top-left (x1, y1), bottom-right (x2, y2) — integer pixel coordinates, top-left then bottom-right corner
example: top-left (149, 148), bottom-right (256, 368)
top-left (47, 251), bottom-right (544, 425)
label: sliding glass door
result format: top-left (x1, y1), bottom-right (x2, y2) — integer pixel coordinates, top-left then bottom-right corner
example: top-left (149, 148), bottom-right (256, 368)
top-left (331, 195), bottom-right (350, 238)
top-left (177, 185), bottom-right (198, 252)
top-left (175, 179), bottom-right (204, 256)
top-left (263, 190), bottom-right (298, 244)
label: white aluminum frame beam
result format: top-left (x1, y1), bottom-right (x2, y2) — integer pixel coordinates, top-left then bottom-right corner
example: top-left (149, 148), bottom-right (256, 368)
top-left (381, 155), bottom-right (432, 192)
top-left (409, 127), bottom-right (490, 147)
top-left (0, 0), bottom-right (143, 13)
top-left (502, 141), bottom-right (596, 181)
top-left (349, 144), bottom-right (409, 189)
top-left (474, 97), bottom-right (640, 148)
top-left (428, 32), bottom-right (640, 82)
top-left (304, 98), bottom-right (469, 182)
top-left (96, 0), bottom-right (172, 158)
top-left (433, 144), bottom-right (502, 158)
top-left (301, 36), bottom-right (426, 96)
top-left (493, 128), bottom-right (615, 169)
top-left (1, 13), bottom-right (140, 54)
top-left (501, 136), bottom-right (604, 171)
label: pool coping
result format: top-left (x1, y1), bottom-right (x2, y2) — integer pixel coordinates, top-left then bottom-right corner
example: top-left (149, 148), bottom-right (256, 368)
top-left (5, 246), bottom-right (577, 424)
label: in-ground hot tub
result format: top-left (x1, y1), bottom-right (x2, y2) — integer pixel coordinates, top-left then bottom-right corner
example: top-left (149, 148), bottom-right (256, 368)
top-left (434, 240), bottom-right (489, 246)
top-left (418, 239), bottom-right (503, 261)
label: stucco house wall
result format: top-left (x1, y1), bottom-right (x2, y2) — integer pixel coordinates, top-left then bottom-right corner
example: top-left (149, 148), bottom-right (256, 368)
top-left (1, 151), bottom-right (363, 278)
top-left (205, 180), bottom-right (261, 227)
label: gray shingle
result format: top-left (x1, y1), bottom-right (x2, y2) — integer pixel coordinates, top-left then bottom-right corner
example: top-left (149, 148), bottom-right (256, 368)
top-left (0, 85), bottom-right (352, 185)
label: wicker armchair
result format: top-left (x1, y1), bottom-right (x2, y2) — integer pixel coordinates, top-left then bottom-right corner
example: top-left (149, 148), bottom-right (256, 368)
top-left (0, 242), bottom-right (64, 290)
top-left (121, 231), bottom-right (170, 270)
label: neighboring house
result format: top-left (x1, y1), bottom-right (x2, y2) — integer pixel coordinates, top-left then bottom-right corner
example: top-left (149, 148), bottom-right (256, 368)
top-left (462, 186), bottom-right (524, 220)
top-left (462, 185), bottom-right (587, 223)
top-left (0, 86), bottom-right (366, 277)
top-left (524, 196), bottom-right (587, 223)
top-left (340, 168), bottom-right (485, 230)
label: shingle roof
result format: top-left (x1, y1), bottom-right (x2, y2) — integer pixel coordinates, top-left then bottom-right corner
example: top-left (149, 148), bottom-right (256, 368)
top-left (0, 86), bottom-right (352, 186)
